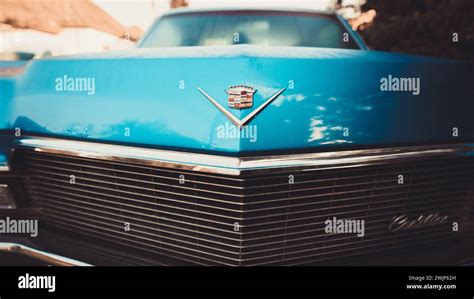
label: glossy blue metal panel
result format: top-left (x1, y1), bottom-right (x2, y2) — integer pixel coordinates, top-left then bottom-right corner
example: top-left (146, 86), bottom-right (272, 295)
top-left (2, 46), bottom-right (473, 154)
top-left (0, 77), bottom-right (15, 129)
top-left (0, 149), bottom-right (8, 168)
top-left (0, 135), bottom-right (12, 168)
top-left (0, 75), bottom-right (16, 167)
top-left (0, 151), bottom-right (6, 166)
top-left (0, 61), bottom-right (29, 69)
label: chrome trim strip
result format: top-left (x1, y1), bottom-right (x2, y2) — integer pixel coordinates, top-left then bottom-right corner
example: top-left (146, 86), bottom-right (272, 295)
top-left (336, 14), bottom-right (368, 50)
top-left (0, 242), bottom-right (92, 266)
top-left (15, 137), bottom-right (474, 176)
top-left (18, 138), bottom-right (243, 176)
top-left (198, 87), bottom-right (241, 127)
top-left (239, 87), bottom-right (286, 126)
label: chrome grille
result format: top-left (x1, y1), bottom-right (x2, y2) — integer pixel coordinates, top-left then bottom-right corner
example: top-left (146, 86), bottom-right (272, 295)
top-left (16, 149), bottom-right (474, 266)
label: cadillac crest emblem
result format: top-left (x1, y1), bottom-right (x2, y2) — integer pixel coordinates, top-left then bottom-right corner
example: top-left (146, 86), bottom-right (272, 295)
top-left (226, 85), bottom-right (256, 109)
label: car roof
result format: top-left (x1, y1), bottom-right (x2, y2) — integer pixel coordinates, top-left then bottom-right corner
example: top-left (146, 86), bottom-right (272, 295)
top-left (163, 6), bottom-right (335, 17)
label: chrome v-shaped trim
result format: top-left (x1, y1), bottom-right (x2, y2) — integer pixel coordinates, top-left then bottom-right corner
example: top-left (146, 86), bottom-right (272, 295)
top-left (198, 87), bottom-right (286, 128)
top-left (16, 137), bottom-right (473, 176)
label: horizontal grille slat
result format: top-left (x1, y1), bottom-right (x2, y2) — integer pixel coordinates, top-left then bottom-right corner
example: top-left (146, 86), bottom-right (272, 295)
top-left (30, 180), bottom-right (244, 221)
top-left (23, 155), bottom-right (472, 198)
top-left (43, 217), bottom-right (237, 266)
top-left (23, 152), bottom-right (245, 183)
top-left (242, 227), bottom-right (453, 263)
top-left (36, 196), bottom-right (242, 243)
top-left (26, 165), bottom-right (470, 213)
top-left (30, 186), bottom-right (239, 230)
top-left (254, 232), bottom-right (455, 266)
top-left (36, 193), bottom-right (460, 246)
top-left (23, 158), bottom-right (246, 197)
top-left (34, 190), bottom-right (465, 249)
top-left (31, 185), bottom-right (464, 236)
top-left (15, 148), bottom-right (474, 266)
top-left (40, 208), bottom-right (243, 257)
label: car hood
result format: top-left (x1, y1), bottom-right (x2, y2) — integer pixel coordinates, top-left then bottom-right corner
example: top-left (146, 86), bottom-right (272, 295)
top-left (2, 45), bottom-right (473, 155)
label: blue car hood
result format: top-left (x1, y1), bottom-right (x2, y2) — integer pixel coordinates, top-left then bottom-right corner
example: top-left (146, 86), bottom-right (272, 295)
top-left (1, 45), bottom-right (473, 155)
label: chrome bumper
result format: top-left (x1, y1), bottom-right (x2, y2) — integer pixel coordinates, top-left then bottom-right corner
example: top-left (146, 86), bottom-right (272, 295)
top-left (0, 242), bottom-right (92, 266)
top-left (13, 137), bottom-right (474, 175)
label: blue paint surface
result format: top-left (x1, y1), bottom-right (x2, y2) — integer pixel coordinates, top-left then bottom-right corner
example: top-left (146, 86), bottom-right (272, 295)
top-left (0, 45), bottom-right (472, 159)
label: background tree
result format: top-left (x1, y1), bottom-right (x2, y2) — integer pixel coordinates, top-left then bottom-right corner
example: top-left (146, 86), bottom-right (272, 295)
top-left (355, 0), bottom-right (473, 61)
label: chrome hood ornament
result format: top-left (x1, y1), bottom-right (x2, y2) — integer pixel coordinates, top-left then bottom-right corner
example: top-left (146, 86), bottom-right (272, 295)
top-left (198, 85), bottom-right (285, 128)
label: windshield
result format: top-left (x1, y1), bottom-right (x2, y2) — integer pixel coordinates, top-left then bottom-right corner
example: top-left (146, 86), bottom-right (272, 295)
top-left (139, 11), bottom-right (359, 49)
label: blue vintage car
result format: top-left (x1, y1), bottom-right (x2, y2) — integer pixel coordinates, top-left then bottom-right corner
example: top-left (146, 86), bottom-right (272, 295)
top-left (0, 7), bottom-right (473, 266)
